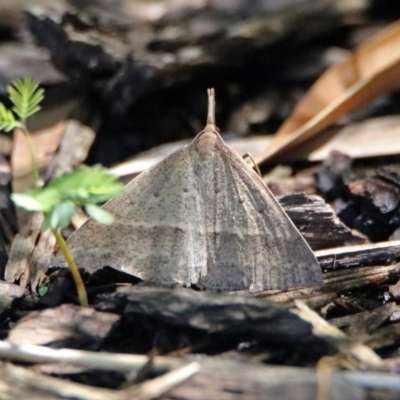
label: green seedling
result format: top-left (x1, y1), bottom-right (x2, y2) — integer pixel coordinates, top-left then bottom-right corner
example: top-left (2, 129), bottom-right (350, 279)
top-left (38, 285), bottom-right (48, 297)
top-left (12, 166), bottom-right (124, 306)
top-left (1, 78), bottom-right (124, 306)
top-left (0, 78), bottom-right (44, 187)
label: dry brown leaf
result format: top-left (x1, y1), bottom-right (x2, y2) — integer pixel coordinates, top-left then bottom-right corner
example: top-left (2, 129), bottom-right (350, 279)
top-left (255, 20), bottom-right (400, 163)
top-left (11, 122), bottom-right (67, 194)
top-left (283, 115), bottom-right (400, 162)
top-left (110, 115), bottom-right (400, 179)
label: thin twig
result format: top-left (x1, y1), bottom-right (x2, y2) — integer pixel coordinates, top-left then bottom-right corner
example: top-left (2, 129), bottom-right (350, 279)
top-left (0, 359), bottom-right (199, 400)
top-left (0, 340), bottom-right (181, 372)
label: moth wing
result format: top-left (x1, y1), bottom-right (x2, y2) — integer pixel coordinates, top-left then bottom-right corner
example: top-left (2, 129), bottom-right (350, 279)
top-left (196, 137), bottom-right (323, 291)
top-left (53, 133), bottom-right (322, 291)
top-left (53, 146), bottom-right (208, 287)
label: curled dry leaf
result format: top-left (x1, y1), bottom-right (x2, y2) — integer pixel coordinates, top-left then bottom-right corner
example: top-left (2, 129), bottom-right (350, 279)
top-left (255, 20), bottom-right (400, 163)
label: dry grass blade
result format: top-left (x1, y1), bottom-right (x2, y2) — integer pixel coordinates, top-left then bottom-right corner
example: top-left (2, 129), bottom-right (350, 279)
top-left (256, 20), bottom-right (400, 163)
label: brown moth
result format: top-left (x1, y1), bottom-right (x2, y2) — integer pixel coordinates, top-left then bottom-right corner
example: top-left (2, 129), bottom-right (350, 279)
top-left (53, 89), bottom-right (323, 291)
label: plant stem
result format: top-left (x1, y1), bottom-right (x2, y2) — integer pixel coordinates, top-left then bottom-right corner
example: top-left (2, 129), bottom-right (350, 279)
top-left (52, 228), bottom-right (88, 307)
top-left (21, 125), bottom-right (41, 188)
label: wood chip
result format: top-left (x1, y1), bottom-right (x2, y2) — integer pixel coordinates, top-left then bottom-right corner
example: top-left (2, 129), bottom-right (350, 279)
top-left (6, 304), bottom-right (120, 348)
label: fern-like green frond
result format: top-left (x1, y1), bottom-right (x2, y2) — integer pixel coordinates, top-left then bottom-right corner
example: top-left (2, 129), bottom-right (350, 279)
top-left (8, 77), bottom-right (45, 121)
top-left (0, 102), bottom-right (19, 132)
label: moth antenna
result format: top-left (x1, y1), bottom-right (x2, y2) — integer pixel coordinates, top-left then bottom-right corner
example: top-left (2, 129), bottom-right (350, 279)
top-left (207, 88), bottom-right (216, 127)
top-left (242, 153), bottom-right (262, 177)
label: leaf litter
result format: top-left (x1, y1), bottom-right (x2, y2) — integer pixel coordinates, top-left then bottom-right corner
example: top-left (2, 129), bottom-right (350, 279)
top-left (4, 14), bottom-right (400, 399)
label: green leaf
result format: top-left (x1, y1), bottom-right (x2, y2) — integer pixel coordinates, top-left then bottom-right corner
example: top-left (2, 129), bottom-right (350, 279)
top-left (11, 188), bottom-right (60, 212)
top-left (0, 103), bottom-right (19, 132)
top-left (38, 285), bottom-right (48, 297)
top-left (12, 165), bottom-right (122, 232)
top-left (85, 203), bottom-right (114, 225)
top-left (48, 166), bottom-right (124, 205)
top-left (8, 77), bottom-right (44, 121)
top-left (43, 201), bottom-right (75, 230)
top-left (11, 193), bottom-right (44, 211)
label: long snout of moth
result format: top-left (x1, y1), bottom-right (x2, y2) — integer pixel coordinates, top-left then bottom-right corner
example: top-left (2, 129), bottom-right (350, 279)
top-left (207, 88), bottom-right (216, 126)
top-left (193, 88), bottom-right (220, 140)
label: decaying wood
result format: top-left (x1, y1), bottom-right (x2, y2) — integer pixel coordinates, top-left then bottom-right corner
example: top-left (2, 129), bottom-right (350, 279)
top-left (389, 279), bottom-right (400, 298)
top-left (26, 0), bottom-right (363, 99)
top-left (278, 193), bottom-right (362, 250)
top-left (329, 303), bottom-right (399, 337)
top-left (293, 301), bottom-right (383, 370)
top-left (363, 322), bottom-right (400, 351)
top-left (27, 229), bottom-right (57, 292)
top-left (6, 304), bottom-right (119, 348)
top-left (3, 212), bottom-right (57, 291)
top-left (258, 240), bottom-right (400, 310)
top-left (0, 281), bottom-right (25, 316)
top-left (260, 264), bottom-right (400, 309)
top-left (316, 241), bottom-right (400, 271)
top-left (4, 213), bottom-right (43, 288)
top-left (316, 155), bottom-right (400, 243)
top-left (96, 286), bottom-right (321, 354)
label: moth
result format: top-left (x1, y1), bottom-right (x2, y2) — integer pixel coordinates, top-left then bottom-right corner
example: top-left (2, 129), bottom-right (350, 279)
top-left (54, 89), bottom-right (323, 292)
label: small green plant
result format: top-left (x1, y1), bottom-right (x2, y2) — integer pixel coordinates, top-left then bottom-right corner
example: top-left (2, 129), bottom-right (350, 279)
top-left (1, 78), bottom-right (124, 306)
top-left (0, 78), bottom-right (44, 187)
top-left (12, 166), bottom-right (123, 306)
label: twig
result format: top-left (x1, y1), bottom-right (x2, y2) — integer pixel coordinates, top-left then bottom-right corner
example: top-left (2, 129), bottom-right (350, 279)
top-left (0, 340), bottom-right (181, 372)
top-left (0, 360), bottom-right (199, 400)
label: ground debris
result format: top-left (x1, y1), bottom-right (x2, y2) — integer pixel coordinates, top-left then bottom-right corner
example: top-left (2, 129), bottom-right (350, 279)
top-left (0, 280), bottom-right (25, 317)
top-left (96, 285), bottom-right (326, 357)
top-left (6, 303), bottom-right (119, 349)
top-left (2, 1), bottom-right (400, 399)
top-left (278, 192), bottom-right (363, 250)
